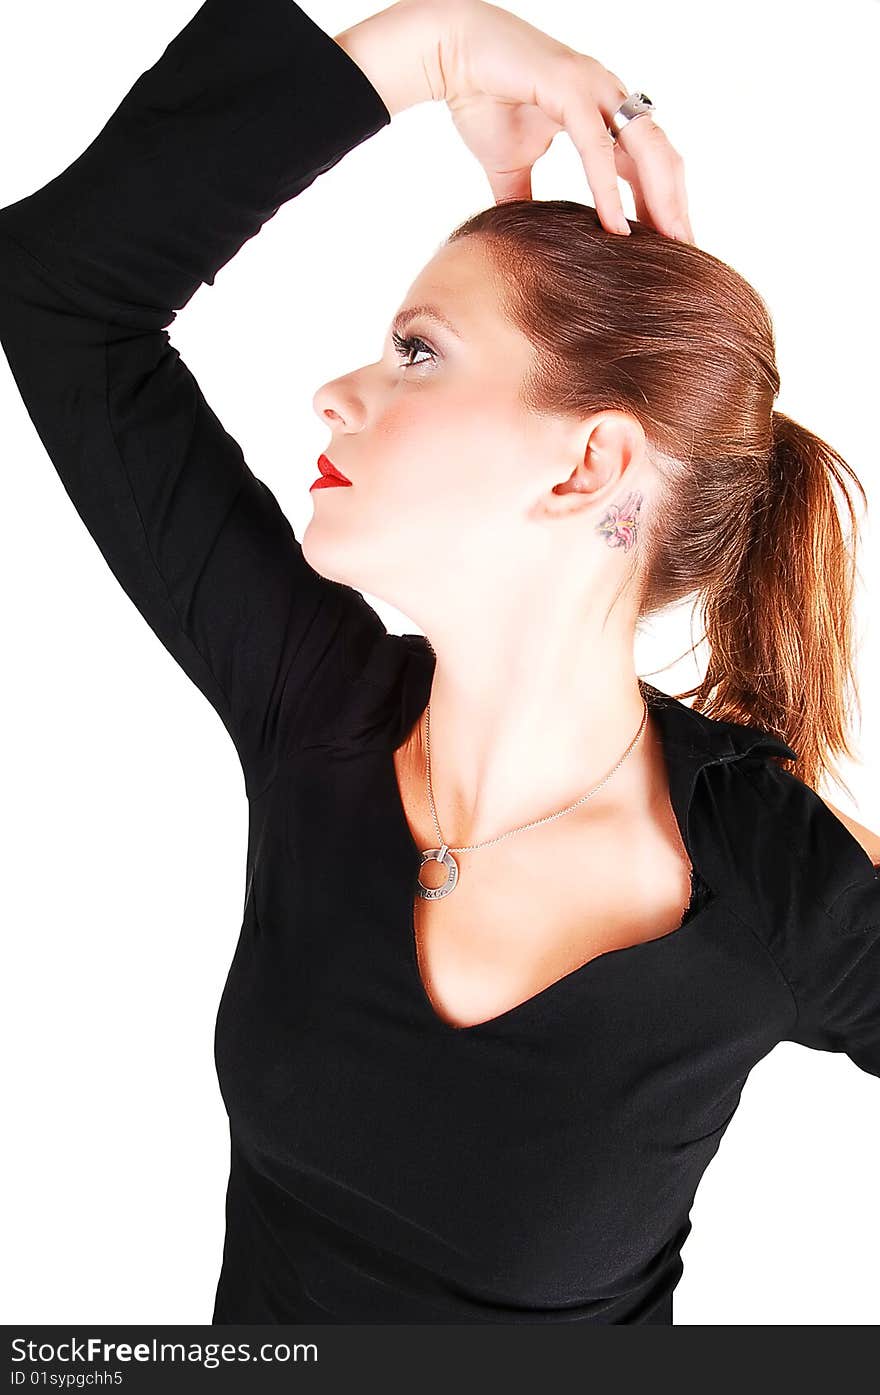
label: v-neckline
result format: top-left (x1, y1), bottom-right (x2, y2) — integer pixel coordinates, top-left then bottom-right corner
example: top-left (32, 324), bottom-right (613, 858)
top-left (382, 678), bottom-right (721, 1037)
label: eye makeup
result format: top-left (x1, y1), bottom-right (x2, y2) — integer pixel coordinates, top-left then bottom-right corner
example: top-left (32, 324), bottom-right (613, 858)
top-left (391, 330), bottom-right (436, 368)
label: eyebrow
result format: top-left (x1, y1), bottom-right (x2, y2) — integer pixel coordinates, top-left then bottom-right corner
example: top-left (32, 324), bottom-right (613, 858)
top-left (390, 304), bottom-right (463, 340)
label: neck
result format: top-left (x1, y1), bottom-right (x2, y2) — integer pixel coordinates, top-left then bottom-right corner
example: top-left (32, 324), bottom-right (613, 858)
top-left (409, 602), bottom-right (652, 849)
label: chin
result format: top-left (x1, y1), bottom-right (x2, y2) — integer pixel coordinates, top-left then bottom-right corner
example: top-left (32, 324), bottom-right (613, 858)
top-left (301, 518), bottom-right (358, 589)
top-left (302, 519), bottom-right (408, 617)
top-left (301, 517), bottom-right (334, 576)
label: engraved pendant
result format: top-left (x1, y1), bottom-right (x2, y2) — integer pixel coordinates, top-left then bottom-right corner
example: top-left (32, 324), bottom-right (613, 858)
top-left (415, 843), bottom-right (459, 900)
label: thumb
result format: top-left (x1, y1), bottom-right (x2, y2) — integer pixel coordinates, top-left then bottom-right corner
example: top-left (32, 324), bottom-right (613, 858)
top-left (487, 166), bottom-right (533, 203)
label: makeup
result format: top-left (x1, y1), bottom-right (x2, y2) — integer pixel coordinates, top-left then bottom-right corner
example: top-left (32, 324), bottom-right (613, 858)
top-left (310, 453), bottom-right (352, 490)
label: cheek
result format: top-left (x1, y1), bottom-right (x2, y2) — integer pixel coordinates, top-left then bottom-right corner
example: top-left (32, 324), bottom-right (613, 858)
top-left (371, 402), bottom-right (453, 492)
top-left (375, 389), bottom-right (519, 497)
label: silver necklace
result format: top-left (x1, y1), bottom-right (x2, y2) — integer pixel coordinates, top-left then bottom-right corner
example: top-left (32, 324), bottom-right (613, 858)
top-left (415, 696), bottom-right (650, 900)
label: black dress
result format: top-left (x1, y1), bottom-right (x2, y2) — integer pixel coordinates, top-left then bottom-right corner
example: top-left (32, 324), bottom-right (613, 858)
top-left (1, 0), bottom-right (877, 1327)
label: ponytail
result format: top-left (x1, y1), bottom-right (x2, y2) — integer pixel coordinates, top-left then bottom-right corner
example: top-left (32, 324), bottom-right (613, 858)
top-left (441, 200), bottom-right (870, 798)
top-left (683, 410), bottom-right (868, 797)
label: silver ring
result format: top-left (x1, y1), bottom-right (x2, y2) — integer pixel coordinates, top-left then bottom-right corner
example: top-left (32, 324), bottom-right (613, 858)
top-left (607, 91), bottom-right (655, 144)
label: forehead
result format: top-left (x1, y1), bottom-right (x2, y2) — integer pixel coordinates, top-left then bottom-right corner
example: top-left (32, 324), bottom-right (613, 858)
top-left (398, 238), bottom-right (532, 353)
top-left (400, 239), bottom-right (501, 326)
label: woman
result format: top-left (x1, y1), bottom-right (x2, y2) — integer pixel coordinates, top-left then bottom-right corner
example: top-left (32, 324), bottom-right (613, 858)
top-left (0, 0), bottom-right (877, 1326)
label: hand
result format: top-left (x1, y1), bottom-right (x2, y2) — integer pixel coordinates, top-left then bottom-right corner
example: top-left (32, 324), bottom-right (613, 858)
top-left (435, 0), bottom-right (693, 240)
top-left (336, 0), bottom-right (693, 241)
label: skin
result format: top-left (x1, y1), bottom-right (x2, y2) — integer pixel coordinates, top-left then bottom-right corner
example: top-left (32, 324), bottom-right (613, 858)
top-left (306, 234), bottom-right (659, 846)
top-left (334, 0), bottom-right (694, 238)
top-left (313, 0), bottom-right (694, 846)
top-left (306, 237), bottom-right (880, 860)
top-left (315, 0), bottom-right (878, 858)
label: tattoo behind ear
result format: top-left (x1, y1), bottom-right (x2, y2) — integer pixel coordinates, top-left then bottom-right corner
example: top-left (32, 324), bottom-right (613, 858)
top-left (596, 490), bottom-right (643, 552)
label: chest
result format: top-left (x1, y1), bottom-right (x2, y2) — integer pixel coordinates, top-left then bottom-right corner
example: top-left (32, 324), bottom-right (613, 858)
top-left (394, 741), bottom-right (698, 1031)
top-left (214, 744), bottom-right (796, 1296)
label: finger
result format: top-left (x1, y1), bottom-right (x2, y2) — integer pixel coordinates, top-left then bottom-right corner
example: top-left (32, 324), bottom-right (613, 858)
top-left (547, 57), bottom-right (629, 233)
top-left (615, 118), bottom-right (693, 240)
top-left (487, 166), bottom-right (533, 204)
top-left (617, 138), bottom-right (695, 241)
top-left (578, 61), bottom-right (694, 240)
top-left (613, 143), bottom-right (654, 228)
top-left (561, 94), bottom-right (631, 234)
top-left (670, 153), bottom-right (695, 242)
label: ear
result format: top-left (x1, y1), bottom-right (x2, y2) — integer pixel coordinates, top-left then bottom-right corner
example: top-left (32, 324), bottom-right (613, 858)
top-left (545, 412), bottom-right (646, 511)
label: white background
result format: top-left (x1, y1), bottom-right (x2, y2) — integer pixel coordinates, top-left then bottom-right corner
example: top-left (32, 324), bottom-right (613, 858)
top-left (1, 0), bottom-right (877, 1326)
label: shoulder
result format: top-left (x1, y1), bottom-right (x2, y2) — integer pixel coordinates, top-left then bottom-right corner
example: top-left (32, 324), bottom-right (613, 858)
top-left (740, 769), bottom-right (880, 1077)
top-left (711, 758), bottom-right (879, 1050)
top-left (817, 796), bottom-right (880, 867)
top-left (696, 752), bottom-right (878, 932)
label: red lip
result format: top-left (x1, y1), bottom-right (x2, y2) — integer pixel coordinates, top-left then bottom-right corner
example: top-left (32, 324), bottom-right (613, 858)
top-left (310, 453), bottom-right (352, 490)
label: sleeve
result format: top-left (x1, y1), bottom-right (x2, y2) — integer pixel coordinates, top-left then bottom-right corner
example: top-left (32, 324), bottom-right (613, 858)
top-left (0, 0), bottom-right (393, 801)
top-left (739, 758), bottom-right (880, 1080)
top-left (784, 862), bottom-right (880, 1080)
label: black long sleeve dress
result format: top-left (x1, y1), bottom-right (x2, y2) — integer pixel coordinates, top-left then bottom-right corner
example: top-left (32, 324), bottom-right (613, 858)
top-left (1, 0), bottom-right (877, 1326)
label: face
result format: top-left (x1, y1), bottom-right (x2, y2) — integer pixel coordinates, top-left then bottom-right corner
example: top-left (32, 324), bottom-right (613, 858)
top-left (305, 238), bottom-right (545, 621)
top-left (305, 236), bottom-right (643, 631)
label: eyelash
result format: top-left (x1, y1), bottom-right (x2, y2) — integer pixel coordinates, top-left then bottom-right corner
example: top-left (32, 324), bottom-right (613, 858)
top-left (391, 330), bottom-right (436, 369)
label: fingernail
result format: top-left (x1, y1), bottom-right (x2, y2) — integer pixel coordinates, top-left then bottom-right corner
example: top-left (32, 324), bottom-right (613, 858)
top-left (616, 216), bottom-right (631, 235)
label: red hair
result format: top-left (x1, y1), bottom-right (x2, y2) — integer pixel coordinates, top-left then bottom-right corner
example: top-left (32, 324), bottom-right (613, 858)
top-left (446, 200), bottom-right (868, 797)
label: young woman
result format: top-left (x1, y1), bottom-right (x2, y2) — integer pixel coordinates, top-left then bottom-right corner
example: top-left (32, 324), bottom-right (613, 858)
top-left (1, 0), bottom-right (876, 1325)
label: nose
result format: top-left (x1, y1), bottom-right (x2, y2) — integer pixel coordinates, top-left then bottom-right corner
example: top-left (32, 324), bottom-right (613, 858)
top-left (312, 377), bottom-right (365, 432)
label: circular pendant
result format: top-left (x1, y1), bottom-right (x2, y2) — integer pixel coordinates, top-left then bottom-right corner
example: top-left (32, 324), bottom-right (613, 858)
top-left (415, 844), bottom-right (459, 900)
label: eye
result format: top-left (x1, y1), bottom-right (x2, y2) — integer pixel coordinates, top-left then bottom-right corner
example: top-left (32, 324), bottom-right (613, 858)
top-left (391, 330), bottom-right (436, 369)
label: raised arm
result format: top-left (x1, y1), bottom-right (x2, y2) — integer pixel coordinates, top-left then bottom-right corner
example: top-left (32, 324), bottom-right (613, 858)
top-left (0, 0), bottom-right (399, 801)
top-left (0, 0), bottom-right (698, 806)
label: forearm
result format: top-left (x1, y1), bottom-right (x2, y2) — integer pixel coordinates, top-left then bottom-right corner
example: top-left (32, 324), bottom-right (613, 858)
top-left (334, 0), bottom-right (447, 117)
top-left (0, 0), bottom-right (397, 797)
top-left (0, 0), bottom-right (391, 326)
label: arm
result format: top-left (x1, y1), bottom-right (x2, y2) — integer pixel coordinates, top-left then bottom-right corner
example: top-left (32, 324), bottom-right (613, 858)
top-left (795, 808), bottom-right (880, 1077)
top-left (334, 0), bottom-right (446, 116)
top-left (0, 0), bottom-right (433, 801)
top-left (742, 761), bottom-right (880, 1078)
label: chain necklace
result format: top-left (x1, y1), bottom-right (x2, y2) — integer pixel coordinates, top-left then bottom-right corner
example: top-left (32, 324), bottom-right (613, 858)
top-left (415, 696), bottom-right (650, 900)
